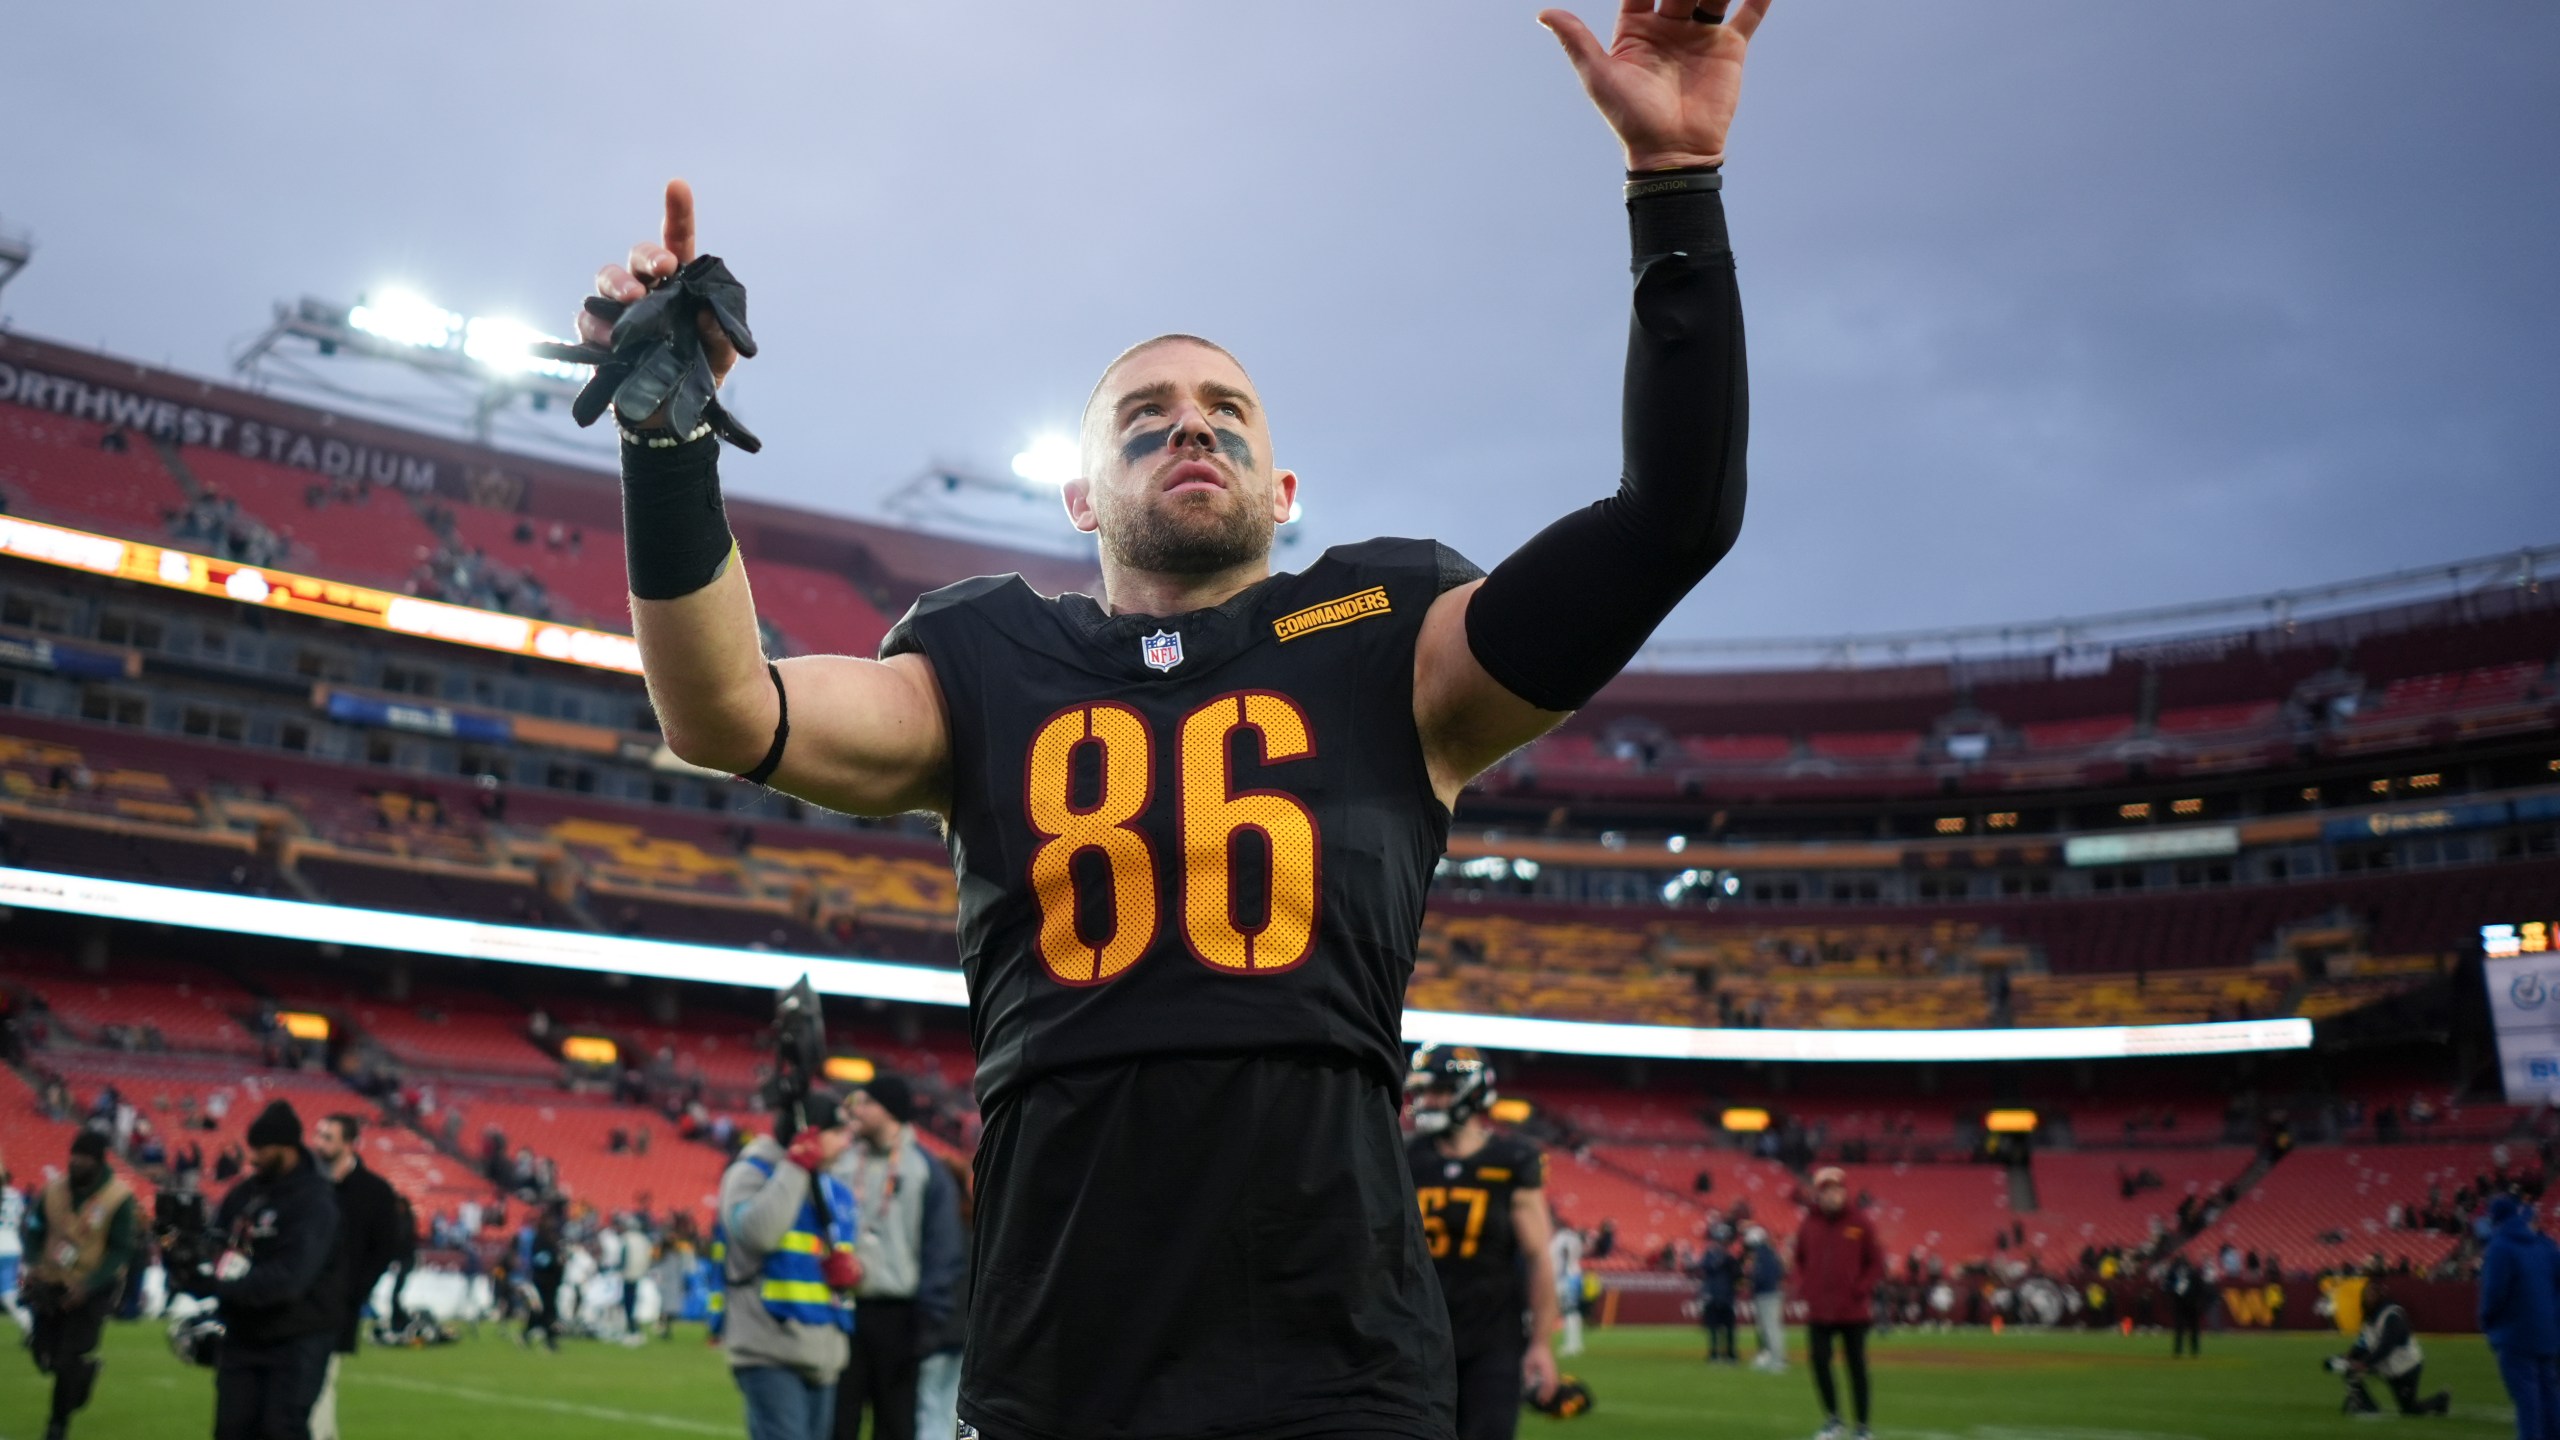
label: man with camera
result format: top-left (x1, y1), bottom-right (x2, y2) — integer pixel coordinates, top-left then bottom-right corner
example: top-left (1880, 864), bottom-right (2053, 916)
top-left (2330, 1281), bottom-right (2451, 1417)
top-left (722, 1092), bottom-right (864, 1440)
top-left (19, 1129), bottom-right (137, 1440)
top-left (211, 1100), bottom-right (343, 1440)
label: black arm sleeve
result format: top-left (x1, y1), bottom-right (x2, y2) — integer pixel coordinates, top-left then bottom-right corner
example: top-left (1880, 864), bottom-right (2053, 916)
top-left (1462, 178), bottom-right (1748, 712)
top-left (620, 433), bottom-right (738, 601)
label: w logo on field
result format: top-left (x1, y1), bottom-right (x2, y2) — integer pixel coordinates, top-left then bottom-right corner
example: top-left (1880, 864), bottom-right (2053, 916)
top-left (1140, 629), bottom-right (1185, 672)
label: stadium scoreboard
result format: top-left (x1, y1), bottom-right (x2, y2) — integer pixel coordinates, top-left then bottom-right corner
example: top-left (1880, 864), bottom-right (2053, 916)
top-left (2484, 919), bottom-right (2560, 1101)
top-left (0, 511), bottom-right (643, 675)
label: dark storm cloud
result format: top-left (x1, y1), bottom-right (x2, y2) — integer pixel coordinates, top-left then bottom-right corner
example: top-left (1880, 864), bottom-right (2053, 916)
top-left (3, 2), bottom-right (2551, 641)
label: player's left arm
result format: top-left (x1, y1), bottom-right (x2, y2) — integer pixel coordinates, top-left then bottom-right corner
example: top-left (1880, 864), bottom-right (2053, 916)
top-left (1415, 1), bottom-right (1769, 805)
top-left (1513, 1180), bottom-right (1564, 1398)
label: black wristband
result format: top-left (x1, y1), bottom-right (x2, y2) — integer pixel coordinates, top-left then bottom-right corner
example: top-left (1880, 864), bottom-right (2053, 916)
top-left (738, 661), bottom-right (791, 787)
top-left (621, 431), bottom-right (737, 601)
top-left (1627, 167), bottom-right (1730, 266)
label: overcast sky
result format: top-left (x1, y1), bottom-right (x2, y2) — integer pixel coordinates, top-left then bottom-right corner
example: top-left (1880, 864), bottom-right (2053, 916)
top-left (6, 2), bottom-right (2554, 642)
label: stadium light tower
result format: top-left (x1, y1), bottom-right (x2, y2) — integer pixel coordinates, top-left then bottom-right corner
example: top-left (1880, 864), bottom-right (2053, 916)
top-left (232, 288), bottom-right (594, 451)
top-left (0, 218), bottom-right (32, 301)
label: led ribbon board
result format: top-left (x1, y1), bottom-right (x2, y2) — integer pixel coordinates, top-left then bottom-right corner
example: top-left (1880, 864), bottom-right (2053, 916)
top-left (0, 865), bottom-right (2315, 1063)
top-left (0, 514), bottom-right (643, 675)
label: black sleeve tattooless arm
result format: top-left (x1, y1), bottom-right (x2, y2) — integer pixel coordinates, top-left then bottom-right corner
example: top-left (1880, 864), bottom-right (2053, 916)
top-left (622, 433), bottom-right (792, 785)
top-left (1463, 170), bottom-right (1748, 712)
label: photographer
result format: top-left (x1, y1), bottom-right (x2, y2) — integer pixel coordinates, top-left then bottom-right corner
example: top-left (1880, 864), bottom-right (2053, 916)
top-left (2332, 1282), bottom-right (2451, 1417)
top-left (20, 1129), bottom-right (137, 1440)
top-left (212, 1101), bottom-right (343, 1440)
top-left (722, 1093), bottom-right (862, 1440)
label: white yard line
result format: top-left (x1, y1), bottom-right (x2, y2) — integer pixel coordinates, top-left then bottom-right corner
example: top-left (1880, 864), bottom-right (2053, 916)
top-left (355, 1373), bottom-right (733, 1435)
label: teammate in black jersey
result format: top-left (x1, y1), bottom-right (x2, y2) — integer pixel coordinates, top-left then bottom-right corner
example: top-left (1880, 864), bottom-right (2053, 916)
top-left (1405, 1047), bottom-right (1561, 1440)
top-left (587, 4), bottom-right (1769, 1436)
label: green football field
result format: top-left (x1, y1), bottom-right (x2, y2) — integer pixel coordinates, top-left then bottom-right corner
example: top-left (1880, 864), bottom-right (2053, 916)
top-left (0, 1319), bottom-right (2522, 1440)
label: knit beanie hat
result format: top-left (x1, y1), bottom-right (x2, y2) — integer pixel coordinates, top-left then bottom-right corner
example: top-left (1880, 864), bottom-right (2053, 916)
top-left (860, 1074), bottom-right (917, 1125)
top-left (70, 1128), bottom-right (110, 1161)
top-left (245, 1099), bottom-right (303, 1149)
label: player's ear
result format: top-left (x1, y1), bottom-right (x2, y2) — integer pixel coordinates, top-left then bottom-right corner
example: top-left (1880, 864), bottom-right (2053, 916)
top-left (1270, 468), bottom-right (1299, 525)
top-left (1060, 476), bottom-right (1101, 534)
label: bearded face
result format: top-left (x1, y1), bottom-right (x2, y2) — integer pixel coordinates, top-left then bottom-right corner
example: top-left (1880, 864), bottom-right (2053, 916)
top-left (1069, 339), bottom-right (1295, 588)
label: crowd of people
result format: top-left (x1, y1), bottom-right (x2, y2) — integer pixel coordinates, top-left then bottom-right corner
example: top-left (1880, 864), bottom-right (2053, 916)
top-left (163, 483), bottom-right (292, 572)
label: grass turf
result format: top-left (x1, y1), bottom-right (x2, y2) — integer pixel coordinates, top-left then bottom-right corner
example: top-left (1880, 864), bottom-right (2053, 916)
top-left (0, 1319), bottom-right (2520, 1440)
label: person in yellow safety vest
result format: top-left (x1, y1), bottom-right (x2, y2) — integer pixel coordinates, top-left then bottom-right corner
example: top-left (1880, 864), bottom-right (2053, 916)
top-left (719, 1093), bottom-right (864, 1440)
top-left (20, 1129), bottom-right (138, 1440)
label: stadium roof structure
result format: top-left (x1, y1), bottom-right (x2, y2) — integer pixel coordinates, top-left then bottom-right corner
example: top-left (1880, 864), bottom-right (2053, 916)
top-left (0, 865), bottom-right (2312, 1064)
top-left (1637, 542), bottom-right (2557, 674)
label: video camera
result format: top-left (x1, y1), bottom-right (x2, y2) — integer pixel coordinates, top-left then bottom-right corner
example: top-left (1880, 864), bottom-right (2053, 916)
top-left (763, 975), bottom-right (828, 1138)
top-left (153, 1190), bottom-right (219, 1301)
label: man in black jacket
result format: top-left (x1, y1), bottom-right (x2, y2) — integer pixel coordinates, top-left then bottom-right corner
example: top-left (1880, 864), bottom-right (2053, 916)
top-left (308, 1113), bottom-right (403, 1440)
top-left (212, 1100), bottom-right (342, 1440)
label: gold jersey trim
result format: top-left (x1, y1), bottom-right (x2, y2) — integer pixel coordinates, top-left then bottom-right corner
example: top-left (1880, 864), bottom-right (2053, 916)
top-left (1273, 585), bottom-right (1392, 642)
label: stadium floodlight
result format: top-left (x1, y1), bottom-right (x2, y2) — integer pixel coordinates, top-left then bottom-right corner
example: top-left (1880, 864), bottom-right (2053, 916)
top-left (235, 288), bottom-right (592, 448)
top-left (0, 217), bottom-right (33, 300)
top-left (463, 314), bottom-right (586, 382)
top-left (1009, 434), bottom-right (1082, 486)
top-left (347, 289), bottom-right (463, 350)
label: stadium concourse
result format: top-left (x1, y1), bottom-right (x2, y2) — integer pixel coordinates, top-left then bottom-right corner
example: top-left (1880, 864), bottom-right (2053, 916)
top-left (0, 325), bottom-right (2557, 1360)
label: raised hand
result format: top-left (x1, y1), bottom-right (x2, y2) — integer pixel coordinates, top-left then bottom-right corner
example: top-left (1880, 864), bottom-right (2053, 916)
top-left (577, 178), bottom-right (742, 392)
top-left (1540, 0), bottom-right (1772, 171)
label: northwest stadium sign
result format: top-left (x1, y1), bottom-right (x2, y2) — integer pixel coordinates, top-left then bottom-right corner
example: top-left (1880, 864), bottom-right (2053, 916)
top-left (0, 865), bottom-right (2313, 1064)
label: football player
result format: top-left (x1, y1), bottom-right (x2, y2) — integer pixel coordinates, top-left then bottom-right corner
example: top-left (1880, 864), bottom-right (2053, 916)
top-left (1407, 1046), bottom-right (1561, 1440)
top-left (585, 4), bottom-right (1769, 1434)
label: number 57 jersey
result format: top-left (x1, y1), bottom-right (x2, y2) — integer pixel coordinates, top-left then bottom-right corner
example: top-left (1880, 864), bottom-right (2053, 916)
top-left (881, 537), bottom-right (1483, 1109)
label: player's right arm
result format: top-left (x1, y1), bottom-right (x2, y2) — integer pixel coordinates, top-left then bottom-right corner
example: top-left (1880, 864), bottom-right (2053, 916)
top-left (598, 182), bottom-right (952, 819)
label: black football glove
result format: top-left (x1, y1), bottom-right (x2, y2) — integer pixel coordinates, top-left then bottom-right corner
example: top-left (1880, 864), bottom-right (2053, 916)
top-left (533, 255), bottom-right (761, 452)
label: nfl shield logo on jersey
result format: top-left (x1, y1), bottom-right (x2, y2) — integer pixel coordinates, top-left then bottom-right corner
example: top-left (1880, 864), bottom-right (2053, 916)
top-left (1140, 629), bottom-right (1185, 673)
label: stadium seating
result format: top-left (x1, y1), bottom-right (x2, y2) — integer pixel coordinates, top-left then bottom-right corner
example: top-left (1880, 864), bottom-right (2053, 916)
top-left (0, 410), bottom-right (188, 538)
top-left (179, 448), bottom-right (446, 591)
top-left (748, 559), bottom-right (896, 659)
top-left (6, 949), bottom-right (264, 1056)
top-left (2026, 1147), bottom-right (2255, 1264)
top-left (445, 1090), bottom-right (726, 1217)
top-left (2195, 1145), bottom-right (2491, 1272)
top-left (440, 501), bottom-right (630, 630)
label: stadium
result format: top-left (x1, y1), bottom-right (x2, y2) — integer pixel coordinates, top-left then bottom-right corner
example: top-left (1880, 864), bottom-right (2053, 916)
top-left (1, 317), bottom-right (2553, 1436)
top-left (6, 7), bottom-right (2557, 1440)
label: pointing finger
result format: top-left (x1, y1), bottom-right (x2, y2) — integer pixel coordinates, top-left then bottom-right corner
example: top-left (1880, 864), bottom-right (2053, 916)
top-left (662, 178), bottom-right (698, 267)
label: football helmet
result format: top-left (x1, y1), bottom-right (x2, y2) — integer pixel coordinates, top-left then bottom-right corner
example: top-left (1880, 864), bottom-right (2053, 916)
top-left (167, 1305), bottom-right (225, 1369)
top-left (1405, 1044), bottom-right (1497, 1136)
top-left (1525, 1375), bottom-right (1596, 1418)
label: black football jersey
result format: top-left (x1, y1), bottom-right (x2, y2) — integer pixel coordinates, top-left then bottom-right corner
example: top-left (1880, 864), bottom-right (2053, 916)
top-left (881, 537), bottom-right (1480, 1440)
top-left (880, 536), bottom-right (1482, 1108)
top-left (1408, 1131), bottom-right (1547, 1355)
